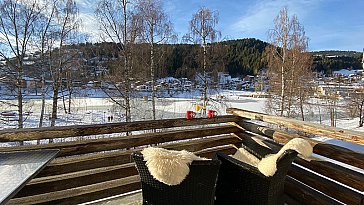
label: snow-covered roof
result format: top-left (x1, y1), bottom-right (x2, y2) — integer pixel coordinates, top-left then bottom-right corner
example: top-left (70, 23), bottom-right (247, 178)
top-left (333, 69), bottom-right (362, 76)
top-left (157, 77), bottom-right (178, 83)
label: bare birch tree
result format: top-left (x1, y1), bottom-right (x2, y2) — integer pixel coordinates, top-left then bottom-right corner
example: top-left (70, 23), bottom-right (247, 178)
top-left (135, 0), bottom-right (174, 120)
top-left (95, 0), bottom-right (139, 122)
top-left (0, 0), bottom-right (42, 129)
top-left (49, 0), bottom-right (80, 130)
top-left (34, 0), bottom-right (57, 128)
top-left (265, 7), bottom-right (313, 119)
top-left (347, 88), bottom-right (364, 127)
top-left (184, 7), bottom-right (220, 116)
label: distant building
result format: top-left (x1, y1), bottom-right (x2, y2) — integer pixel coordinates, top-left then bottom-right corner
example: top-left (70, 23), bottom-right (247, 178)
top-left (333, 69), bottom-right (362, 77)
top-left (218, 72), bottom-right (231, 85)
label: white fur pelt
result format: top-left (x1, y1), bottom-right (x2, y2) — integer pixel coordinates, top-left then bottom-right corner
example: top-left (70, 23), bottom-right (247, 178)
top-left (141, 147), bottom-right (206, 186)
top-left (232, 147), bottom-right (260, 167)
top-left (257, 138), bottom-right (313, 177)
top-left (232, 138), bottom-right (313, 177)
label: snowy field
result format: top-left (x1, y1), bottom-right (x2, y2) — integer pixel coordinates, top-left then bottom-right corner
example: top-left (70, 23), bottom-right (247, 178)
top-left (0, 89), bottom-right (363, 154)
top-left (1, 89), bottom-right (363, 131)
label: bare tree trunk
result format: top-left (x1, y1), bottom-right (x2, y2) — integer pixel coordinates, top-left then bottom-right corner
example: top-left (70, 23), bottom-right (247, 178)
top-left (39, 75), bottom-right (46, 127)
top-left (50, 81), bottom-right (60, 127)
top-left (123, 0), bottom-right (131, 123)
top-left (359, 101), bottom-right (364, 127)
top-left (17, 70), bottom-right (23, 129)
top-left (299, 92), bottom-right (305, 121)
top-left (61, 88), bottom-right (68, 114)
top-left (151, 40), bottom-right (156, 120)
top-left (203, 39), bottom-right (207, 117)
top-left (280, 65), bottom-right (285, 116)
top-left (68, 89), bottom-right (72, 114)
top-left (333, 108), bottom-right (336, 127)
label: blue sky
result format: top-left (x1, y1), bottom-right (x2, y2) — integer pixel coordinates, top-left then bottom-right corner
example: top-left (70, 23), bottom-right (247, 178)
top-left (77, 0), bottom-right (363, 51)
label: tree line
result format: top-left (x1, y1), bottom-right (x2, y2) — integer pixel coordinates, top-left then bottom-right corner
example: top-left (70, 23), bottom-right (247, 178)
top-left (73, 40), bottom-right (361, 80)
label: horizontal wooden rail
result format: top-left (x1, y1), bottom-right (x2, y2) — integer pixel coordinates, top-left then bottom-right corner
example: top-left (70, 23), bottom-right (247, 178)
top-left (0, 125), bottom-right (242, 157)
top-left (37, 133), bottom-right (242, 177)
top-left (289, 165), bottom-right (363, 205)
top-left (234, 120), bottom-right (364, 169)
top-left (9, 175), bottom-right (141, 205)
top-left (227, 108), bottom-right (364, 145)
top-left (2, 112), bottom-right (361, 205)
top-left (13, 144), bottom-right (237, 205)
top-left (236, 132), bottom-right (364, 192)
top-left (237, 132), bottom-right (364, 204)
top-left (15, 163), bottom-right (138, 197)
top-left (0, 115), bottom-right (240, 142)
top-left (285, 176), bottom-right (342, 205)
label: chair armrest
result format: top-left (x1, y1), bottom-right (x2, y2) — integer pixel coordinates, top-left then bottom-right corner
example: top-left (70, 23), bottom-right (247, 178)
top-left (214, 152), bottom-right (268, 179)
top-left (241, 142), bottom-right (273, 159)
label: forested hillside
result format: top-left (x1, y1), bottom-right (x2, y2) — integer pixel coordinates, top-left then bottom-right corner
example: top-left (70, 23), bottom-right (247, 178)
top-left (71, 39), bottom-right (362, 79)
top-left (74, 38), bottom-right (268, 79)
top-left (312, 51), bottom-right (362, 73)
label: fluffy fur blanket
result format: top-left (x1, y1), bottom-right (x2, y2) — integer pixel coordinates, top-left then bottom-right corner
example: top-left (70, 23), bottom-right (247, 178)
top-left (233, 138), bottom-right (313, 177)
top-left (141, 147), bottom-right (206, 186)
top-left (233, 147), bottom-right (260, 167)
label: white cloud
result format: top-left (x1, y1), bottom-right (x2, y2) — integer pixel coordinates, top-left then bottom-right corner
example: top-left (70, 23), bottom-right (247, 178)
top-left (231, 0), bottom-right (322, 39)
top-left (78, 12), bottom-right (100, 41)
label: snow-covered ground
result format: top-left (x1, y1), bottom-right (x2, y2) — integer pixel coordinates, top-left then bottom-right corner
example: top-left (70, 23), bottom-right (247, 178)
top-left (0, 89), bottom-right (363, 152)
top-left (0, 89), bottom-right (363, 130)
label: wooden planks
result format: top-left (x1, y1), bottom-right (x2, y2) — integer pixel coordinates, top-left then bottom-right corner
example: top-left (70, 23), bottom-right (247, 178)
top-left (15, 163), bottom-right (138, 197)
top-left (11, 140), bottom-right (239, 205)
top-left (284, 176), bottom-right (342, 205)
top-left (236, 132), bottom-right (364, 192)
top-left (0, 115), bottom-right (239, 142)
top-left (2, 111), bottom-right (362, 205)
top-left (38, 133), bottom-right (241, 177)
top-left (289, 165), bottom-right (364, 205)
top-left (0, 125), bottom-right (242, 157)
top-left (227, 108), bottom-right (364, 145)
top-left (235, 120), bottom-right (364, 169)
top-left (8, 175), bottom-right (141, 205)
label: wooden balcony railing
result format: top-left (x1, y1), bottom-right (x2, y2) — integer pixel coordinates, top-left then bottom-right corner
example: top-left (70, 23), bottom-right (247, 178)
top-left (0, 108), bottom-right (363, 205)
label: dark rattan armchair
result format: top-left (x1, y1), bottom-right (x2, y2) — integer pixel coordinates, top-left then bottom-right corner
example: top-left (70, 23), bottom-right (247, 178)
top-left (214, 149), bottom-right (298, 205)
top-left (132, 151), bottom-right (221, 205)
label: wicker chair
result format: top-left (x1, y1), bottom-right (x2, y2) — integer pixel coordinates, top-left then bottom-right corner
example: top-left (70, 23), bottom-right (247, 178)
top-left (132, 151), bottom-right (221, 205)
top-left (214, 148), bottom-right (298, 205)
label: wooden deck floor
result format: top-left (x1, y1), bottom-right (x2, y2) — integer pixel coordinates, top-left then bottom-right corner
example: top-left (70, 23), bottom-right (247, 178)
top-left (88, 191), bottom-right (142, 205)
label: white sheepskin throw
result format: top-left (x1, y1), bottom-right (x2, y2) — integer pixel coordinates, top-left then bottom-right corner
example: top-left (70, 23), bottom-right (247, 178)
top-left (141, 147), bottom-right (206, 186)
top-left (257, 138), bottom-right (313, 177)
top-left (232, 147), bottom-right (260, 167)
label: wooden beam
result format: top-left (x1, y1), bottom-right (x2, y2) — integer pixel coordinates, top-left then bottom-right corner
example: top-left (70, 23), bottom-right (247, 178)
top-left (0, 125), bottom-right (242, 157)
top-left (227, 108), bottom-right (364, 145)
top-left (15, 163), bottom-right (138, 197)
top-left (235, 132), bottom-right (364, 192)
top-left (38, 150), bottom-right (136, 177)
top-left (8, 175), bottom-right (140, 205)
top-left (163, 135), bottom-right (242, 153)
top-left (37, 134), bottom-right (240, 177)
top-left (285, 176), bottom-right (342, 205)
top-left (195, 145), bottom-right (237, 158)
top-left (14, 145), bottom-right (237, 205)
top-left (46, 183), bottom-right (140, 205)
top-left (288, 164), bottom-right (364, 205)
top-left (235, 120), bottom-right (364, 169)
top-left (0, 115), bottom-right (240, 142)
